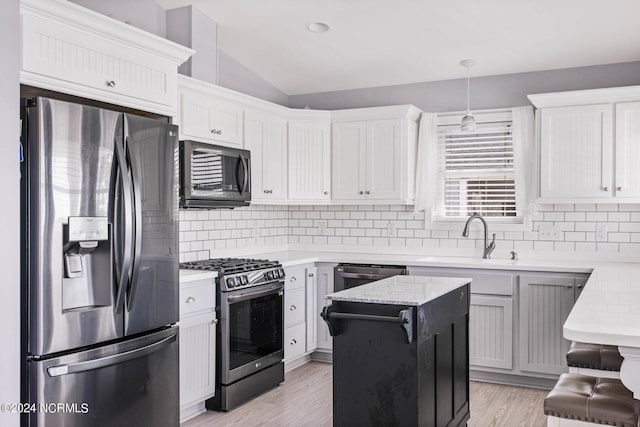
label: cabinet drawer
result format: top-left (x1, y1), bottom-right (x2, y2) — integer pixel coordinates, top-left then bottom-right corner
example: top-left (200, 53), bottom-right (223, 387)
top-left (285, 288), bottom-right (306, 327)
top-left (180, 283), bottom-right (215, 317)
top-left (284, 323), bottom-right (306, 361)
top-left (284, 266), bottom-right (306, 291)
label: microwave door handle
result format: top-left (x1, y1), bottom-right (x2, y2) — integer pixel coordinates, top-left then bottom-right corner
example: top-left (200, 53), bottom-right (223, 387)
top-left (240, 155), bottom-right (249, 194)
top-left (113, 131), bottom-right (133, 314)
top-left (234, 155), bottom-right (243, 194)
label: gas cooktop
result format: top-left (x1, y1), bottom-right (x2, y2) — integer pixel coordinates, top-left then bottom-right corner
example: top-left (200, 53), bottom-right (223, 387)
top-left (180, 258), bottom-right (284, 291)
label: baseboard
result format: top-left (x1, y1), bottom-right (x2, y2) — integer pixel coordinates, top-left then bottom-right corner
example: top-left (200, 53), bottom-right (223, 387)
top-left (470, 370), bottom-right (556, 390)
top-left (310, 350), bottom-right (332, 363)
top-left (285, 354), bottom-right (312, 373)
top-left (179, 402), bottom-right (206, 424)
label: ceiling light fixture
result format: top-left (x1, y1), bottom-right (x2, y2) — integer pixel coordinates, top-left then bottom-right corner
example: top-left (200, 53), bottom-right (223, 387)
top-left (306, 22), bottom-right (330, 33)
top-left (460, 59), bottom-right (477, 132)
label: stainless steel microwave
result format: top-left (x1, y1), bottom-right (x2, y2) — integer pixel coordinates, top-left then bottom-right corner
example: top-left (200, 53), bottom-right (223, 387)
top-left (179, 140), bottom-right (251, 209)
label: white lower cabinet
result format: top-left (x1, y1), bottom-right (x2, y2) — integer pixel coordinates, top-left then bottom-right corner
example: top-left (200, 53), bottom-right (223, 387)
top-left (469, 295), bottom-right (513, 370)
top-left (179, 274), bottom-right (216, 422)
top-left (315, 265), bottom-right (335, 352)
top-left (283, 264), bottom-right (322, 369)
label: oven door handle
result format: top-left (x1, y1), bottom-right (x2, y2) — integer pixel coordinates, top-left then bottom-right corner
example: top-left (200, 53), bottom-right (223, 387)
top-left (226, 284), bottom-right (283, 304)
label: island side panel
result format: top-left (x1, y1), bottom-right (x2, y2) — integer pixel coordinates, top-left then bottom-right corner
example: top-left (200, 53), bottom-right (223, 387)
top-left (417, 282), bottom-right (470, 427)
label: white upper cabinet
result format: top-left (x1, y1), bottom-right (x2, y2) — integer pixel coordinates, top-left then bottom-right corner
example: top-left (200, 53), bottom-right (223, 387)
top-left (529, 86), bottom-right (640, 203)
top-left (615, 101), bottom-right (640, 199)
top-left (332, 122), bottom-right (367, 200)
top-left (20, 0), bottom-right (193, 117)
top-left (539, 104), bottom-right (613, 200)
top-left (288, 121), bottom-right (332, 201)
top-left (245, 110), bottom-right (288, 202)
top-left (331, 106), bottom-right (420, 204)
top-left (179, 89), bottom-right (244, 147)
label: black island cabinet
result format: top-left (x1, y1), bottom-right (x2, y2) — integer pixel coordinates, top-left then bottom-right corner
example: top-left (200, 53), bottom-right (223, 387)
top-left (322, 276), bottom-right (471, 427)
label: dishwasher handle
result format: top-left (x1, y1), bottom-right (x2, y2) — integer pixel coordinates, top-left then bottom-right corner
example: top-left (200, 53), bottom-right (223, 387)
top-left (321, 305), bottom-right (415, 344)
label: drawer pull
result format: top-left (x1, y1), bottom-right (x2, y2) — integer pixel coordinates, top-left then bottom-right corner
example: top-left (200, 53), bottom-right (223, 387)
top-left (290, 339), bottom-right (297, 345)
top-left (308, 273), bottom-right (314, 278)
top-left (210, 129), bottom-right (223, 135)
top-left (212, 318), bottom-right (218, 325)
top-left (185, 296), bottom-right (196, 304)
top-left (290, 305), bottom-right (297, 311)
top-left (106, 80), bottom-right (116, 88)
top-left (290, 276), bottom-right (297, 282)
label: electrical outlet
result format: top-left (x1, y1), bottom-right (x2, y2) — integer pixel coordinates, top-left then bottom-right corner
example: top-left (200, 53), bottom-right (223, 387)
top-left (387, 222), bottom-right (397, 238)
top-left (317, 220), bottom-right (327, 235)
top-left (596, 224), bottom-right (608, 242)
top-left (539, 224), bottom-right (561, 240)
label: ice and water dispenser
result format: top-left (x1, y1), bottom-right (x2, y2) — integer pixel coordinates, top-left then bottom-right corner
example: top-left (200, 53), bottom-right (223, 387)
top-left (62, 216), bottom-right (112, 311)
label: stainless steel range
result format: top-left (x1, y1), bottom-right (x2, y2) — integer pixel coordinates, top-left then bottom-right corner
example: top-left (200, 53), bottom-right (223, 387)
top-left (180, 258), bottom-right (285, 411)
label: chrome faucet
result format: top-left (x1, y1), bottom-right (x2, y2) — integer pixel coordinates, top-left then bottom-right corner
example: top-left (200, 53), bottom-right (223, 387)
top-left (462, 213), bottom-right (496, 259)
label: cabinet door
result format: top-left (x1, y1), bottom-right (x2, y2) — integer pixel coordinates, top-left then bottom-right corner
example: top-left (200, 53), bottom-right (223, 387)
top-left (539, 105), bottom-right (613, 200)
top-left (366, 119), bottom-right (402, 200)
top-left (615, 101), bottom-right (640, 199)
top-left (285, 323), bottom-right (307, 362)
top-left (288, 121), bottom-right (331, 200)
top-left (469, 295), bottom-right (513, 370)
top-left (179, 312), bottom-right (216, 410)
top-left (306, 267), bottom-right (318, 353)
top-left (263, 117), bottom-right (288, 199)
top-left (244, 111), bottom-right (266, 200)
top-left (519, 275), bottom-right (575, 375)
top-left (211, 102), bottom-right (244, 147)
top-left (180, 91), bottom-right (214, 142)
top-left (316, 266), bottom-right (335, 351)
top-left (332, 122), bottom-right (367, 200)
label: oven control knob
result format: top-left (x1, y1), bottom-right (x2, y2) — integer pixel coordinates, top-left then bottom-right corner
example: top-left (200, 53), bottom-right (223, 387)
top-left (226, 277), bottom-right (236, 288)
top-left (266, 271), bottom-right (274, 280)
top-left (242, 275), bottom-right (249, 285)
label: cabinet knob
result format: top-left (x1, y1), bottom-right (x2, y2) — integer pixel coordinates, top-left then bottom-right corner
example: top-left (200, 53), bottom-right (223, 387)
top-left (106, 80), bottom-right (116, 88)
top-left (323, 191), bottom-right (329, 195)
top-left (308, 273), bottom-right (314, 278)
top-left (290, 339), bottom-right (297, 345)
top-left (365, 190), bottom-right (370, 195)
top-left (359, 191), bottom-right (364, 195)
top-left (290, 276), bottom-right (296, 282)
top-left (185, 296), bottom-right (196, 304)
top-left (617, 186), bottom-right (623, 191)
top-left (603, 186), bottom-right (609, 192)
top-left (210, 129), bottom-right (222, 135)
top-left (212, 318), bottom-right (218, 325)
top-left (290, 305), bottom-right (297, 311)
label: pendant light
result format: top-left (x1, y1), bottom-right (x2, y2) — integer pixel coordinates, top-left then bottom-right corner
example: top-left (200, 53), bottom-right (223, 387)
top-left (460, 59), bottom-right (477, 132)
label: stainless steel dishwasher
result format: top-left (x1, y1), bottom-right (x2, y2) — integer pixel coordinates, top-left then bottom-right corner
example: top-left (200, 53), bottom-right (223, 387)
top-left (334, 263), bottom-right (408, 292)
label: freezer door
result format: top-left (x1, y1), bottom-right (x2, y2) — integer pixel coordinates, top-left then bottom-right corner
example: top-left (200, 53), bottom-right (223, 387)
top-left (27, 327), bottom-right (179, 427)
top-left (122, 114), bottom-right (179, 335)
top-left (25, 98), bottom-right (124, 356)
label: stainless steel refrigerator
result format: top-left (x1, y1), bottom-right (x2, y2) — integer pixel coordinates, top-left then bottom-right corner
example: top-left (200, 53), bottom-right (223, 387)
top-left (21, 97), bottom-right (180, 427)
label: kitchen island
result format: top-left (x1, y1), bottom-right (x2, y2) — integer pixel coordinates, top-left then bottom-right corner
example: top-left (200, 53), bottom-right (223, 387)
top-left (322, 275), bottom-right (472, 427)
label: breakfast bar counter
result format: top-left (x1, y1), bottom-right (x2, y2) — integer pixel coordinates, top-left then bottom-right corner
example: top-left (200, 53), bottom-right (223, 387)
top-left (322, 275), bottom-right (472, 427)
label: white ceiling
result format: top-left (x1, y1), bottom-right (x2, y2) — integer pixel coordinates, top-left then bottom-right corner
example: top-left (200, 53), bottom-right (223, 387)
top-left (156, 0), bottom-right (640, 95)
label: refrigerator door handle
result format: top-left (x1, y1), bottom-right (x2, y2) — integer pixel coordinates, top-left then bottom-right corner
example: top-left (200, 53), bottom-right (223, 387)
top-left (46, 334), bottom-right (177, 377)
top-left (114, 131), bottom-right (134, 314)
top-left (124, 130), bottom-right (143, 311)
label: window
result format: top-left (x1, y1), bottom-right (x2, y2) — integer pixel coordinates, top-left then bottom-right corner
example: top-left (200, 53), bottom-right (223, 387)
top-left (436, 112), bottom-right (518, 221)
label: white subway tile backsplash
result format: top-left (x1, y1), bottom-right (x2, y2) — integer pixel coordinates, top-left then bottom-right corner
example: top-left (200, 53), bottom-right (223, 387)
top-left (179, 201), bottom-right (640, 260)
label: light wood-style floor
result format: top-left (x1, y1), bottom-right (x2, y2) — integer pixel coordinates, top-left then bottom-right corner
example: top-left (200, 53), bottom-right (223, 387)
top-left (182, 362), bottom-right (548, 427)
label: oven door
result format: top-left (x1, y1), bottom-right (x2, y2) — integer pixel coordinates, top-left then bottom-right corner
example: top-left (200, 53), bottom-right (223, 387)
top-left (219, 282), bottom-right (284, 385)
top-left (180, 140), bottom-right (251, 208)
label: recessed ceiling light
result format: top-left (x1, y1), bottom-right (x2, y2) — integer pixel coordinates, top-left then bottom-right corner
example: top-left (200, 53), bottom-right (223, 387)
top-left (306, 22), bottom-right (330, 33)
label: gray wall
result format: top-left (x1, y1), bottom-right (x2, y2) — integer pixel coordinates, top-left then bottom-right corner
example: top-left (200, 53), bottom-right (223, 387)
top-left (70, 0), bottom-right (167, 37)
top-left (1, 0), bottom-right (21, 424)
top-left (218, 52), bottom-right (290, 106)
top-left (289, 61), bottom-right (640, 111)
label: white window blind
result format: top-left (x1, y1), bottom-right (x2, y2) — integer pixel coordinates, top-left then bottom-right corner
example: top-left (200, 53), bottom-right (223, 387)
top-left (437, 121), bottom-right (516, 219)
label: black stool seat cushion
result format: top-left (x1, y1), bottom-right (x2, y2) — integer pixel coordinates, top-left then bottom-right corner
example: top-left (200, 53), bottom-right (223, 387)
top-left (567, 341), bottom-right (624, 371)
top-left (544, 373), bottom-right (640, 427)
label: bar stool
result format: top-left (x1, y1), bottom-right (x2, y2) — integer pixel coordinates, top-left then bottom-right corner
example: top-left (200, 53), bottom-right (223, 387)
top-left (567, 341), bottom-right (622, 379)
top-left (544, 373), bottom-right (640, 427)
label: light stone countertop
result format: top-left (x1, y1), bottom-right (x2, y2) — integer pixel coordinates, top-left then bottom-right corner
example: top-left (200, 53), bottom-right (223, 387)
top-left (179, 269), bottom-right (217, 284)
top-left (326, 275), bottom-right (471, 306)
